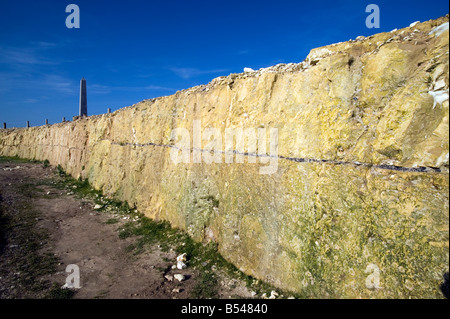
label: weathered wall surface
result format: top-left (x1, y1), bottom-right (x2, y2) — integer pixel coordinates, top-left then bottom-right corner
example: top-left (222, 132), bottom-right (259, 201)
top-left (1, 17), bottom-right (449, 298)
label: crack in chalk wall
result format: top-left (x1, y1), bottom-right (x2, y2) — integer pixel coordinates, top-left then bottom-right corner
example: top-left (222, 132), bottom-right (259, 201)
top-left (1, 139), bottom-right (447, 174)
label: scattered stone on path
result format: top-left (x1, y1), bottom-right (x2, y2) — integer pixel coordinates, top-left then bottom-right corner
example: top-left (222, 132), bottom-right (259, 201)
top-left (176, 253), bottom-right (187, 269)
top-left (177, 261), bottom-right (187, 269)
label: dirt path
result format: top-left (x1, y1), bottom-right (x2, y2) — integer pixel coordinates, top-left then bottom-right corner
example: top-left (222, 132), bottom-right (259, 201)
top-left (0, 159), bottom-right (254, 299)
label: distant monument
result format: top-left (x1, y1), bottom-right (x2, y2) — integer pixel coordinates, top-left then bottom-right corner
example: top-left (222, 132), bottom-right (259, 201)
top-left (79, 77), bottom-right (87, 117)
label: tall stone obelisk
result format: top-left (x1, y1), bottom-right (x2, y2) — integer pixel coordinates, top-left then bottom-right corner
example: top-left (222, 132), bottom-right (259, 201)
top-left (79, 77), bottom-right (87, 117)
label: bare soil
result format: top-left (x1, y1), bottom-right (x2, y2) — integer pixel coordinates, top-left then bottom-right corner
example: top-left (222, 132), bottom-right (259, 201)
top-left (0, 160), bottom-right (253, 299)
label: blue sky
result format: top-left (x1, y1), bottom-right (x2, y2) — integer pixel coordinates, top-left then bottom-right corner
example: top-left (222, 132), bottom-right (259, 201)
top-left (0, 0), bottom-right (448, 127)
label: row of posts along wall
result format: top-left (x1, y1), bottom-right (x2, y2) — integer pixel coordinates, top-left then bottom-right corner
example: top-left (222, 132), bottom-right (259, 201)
top-left (1, 108), bottom-right (113, 129)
